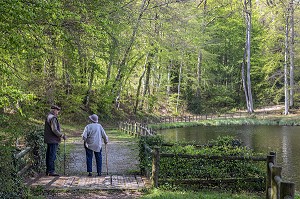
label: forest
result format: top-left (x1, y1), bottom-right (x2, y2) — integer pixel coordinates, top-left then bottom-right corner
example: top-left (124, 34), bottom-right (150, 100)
top-left (1, 0), bottom-right (300, 132)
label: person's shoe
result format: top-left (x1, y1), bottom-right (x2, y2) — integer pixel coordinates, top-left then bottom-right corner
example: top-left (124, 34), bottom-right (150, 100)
top-left (97, 173), bottom-right (101, 176)
top-left (48, 172), bottom-right (59, 176)
top-left (88, 172), bottom-right (92, 177)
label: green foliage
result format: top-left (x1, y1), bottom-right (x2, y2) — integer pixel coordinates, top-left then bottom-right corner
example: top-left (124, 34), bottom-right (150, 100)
top-left (0, 0), bottom-right (299, 121)
top-left (139, 135), bottom-right (164, 175)
top-left (25, 128), bottom-right (46, 173)
top-left (141, 135), bottom-right (265, 192)
top-left (140, 189), bottom-right (264, 199)
top-left (0, 144), bottom-right (28, 198)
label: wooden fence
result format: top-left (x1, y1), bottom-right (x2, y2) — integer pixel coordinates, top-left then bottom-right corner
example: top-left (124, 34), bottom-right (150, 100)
top-left (124, 109), bottom-right (284, 125)
top-left (144, 145), bottom-right (296, 199)
top-left (119, 121), bottom-right (155, 136)
top-left (266, 152), bottom-right (295, 199)
top-left (154, 110), bottom-right (283, 124)
top-left (157, 113), bottom-right (244, 123)
top-left (146, 145), bottom-right (266, 188)
top-left (14, 146), bottom-right (33, 176)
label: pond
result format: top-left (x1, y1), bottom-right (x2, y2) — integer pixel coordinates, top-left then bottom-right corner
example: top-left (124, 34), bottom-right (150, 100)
top-left (158, 125), bottom-right (300, 191)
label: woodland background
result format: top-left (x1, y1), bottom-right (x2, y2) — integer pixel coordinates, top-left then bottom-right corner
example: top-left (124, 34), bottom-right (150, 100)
top-left (1, 0), bottom-right (300, 136)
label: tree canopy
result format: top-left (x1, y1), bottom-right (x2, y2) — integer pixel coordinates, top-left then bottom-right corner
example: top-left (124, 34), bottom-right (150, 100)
top-left (1, 0), bottom-right (300, 129)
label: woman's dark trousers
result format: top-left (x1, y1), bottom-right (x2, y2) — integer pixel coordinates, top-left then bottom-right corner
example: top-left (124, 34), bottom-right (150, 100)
top-left (85, 148), bottom-right (102, 174)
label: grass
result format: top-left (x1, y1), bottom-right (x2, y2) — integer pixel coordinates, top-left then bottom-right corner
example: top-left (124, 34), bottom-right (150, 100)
top-left (148, 117), bottom-right (300, 131)
top-left (140, 189), bottom-right (264, 199)
top-left (107, 129), bottom-right (139, 142)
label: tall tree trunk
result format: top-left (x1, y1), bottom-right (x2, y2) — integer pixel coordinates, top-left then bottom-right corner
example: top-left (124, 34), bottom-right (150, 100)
top-left (113, 0), bottom-right (150, 105)
top-left (176, 60), bottom-right (183, 113)
top-left (140, 59), bottom-right (151, 110)
top-left (289, 0), bottom-right (294, 108)
top-left (62, 59), bottom-right (71, 95)
top-left (196, 50), bottom-right (202, 98)
top-left (241, 61), bottom-right (249, 109)
top-left (106, 37), bottom-right (118, 86)
top-left (167, 60), bottom-right (172, 96)
top-left (284, 8), bottom-right (290, 115)
top-left (134, 54), bottom-right (148, 114)
top-left (45, 30), bottom-right (57, 105)
top-left (243, 0), bottom-right (253, 113)
top-left (85, 64), bottom-right (95, 108)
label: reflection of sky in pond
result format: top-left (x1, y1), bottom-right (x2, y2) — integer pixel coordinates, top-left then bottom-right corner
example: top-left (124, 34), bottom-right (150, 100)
top-left (158, 125), bottom-right (300, 191)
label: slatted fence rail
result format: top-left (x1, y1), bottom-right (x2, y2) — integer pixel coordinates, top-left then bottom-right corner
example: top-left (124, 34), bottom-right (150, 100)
top-left (14, 146), bottom-right (33, 176)
top-left (119, 121), bottom-right (155, 136)
top-left (142, 144), bottom-right (296, 199)
top-left (148, 145), bottom-right (266, 188)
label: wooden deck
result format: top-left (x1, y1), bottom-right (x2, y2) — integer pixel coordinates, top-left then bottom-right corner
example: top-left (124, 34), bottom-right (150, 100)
top-left (26, 174), bottom-right (150, 190)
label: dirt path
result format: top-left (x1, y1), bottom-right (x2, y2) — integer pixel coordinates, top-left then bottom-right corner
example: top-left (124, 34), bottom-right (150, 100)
top-left (45, 129), bottom-right (144, 199)
top-left (67, 137), bottom-right (140, 176)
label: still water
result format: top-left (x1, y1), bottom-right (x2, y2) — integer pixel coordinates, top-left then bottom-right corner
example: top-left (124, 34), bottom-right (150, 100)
top-left (158, 125), bottom-right (300, 191)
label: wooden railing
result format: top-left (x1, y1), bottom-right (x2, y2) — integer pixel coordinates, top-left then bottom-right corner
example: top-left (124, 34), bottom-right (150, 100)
top-left (147, 145), bottom-right (266, 188)
top-left (266, 152), bottom-right (295, 199)
top-left (119, 121), bottom-right (155, 136)
top-left (153, 110), bottom-right (283, 124)
top-left (128, 109), bottom-right (285, 125)
top-left (14, 146), bottom-right (33, 176)
top-left (143, 145), bottom-right (296, 198)
top-left (157, 113), bottom-right (244, 123)
top-left (144, 145), bottom-right (295, 199)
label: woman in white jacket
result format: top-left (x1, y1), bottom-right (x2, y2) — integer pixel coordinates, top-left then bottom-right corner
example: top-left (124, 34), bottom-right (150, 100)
top-left (82, 114), bottom-right (108, 176)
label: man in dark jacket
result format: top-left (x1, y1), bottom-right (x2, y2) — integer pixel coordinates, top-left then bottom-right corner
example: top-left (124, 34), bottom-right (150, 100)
top-left (44, 105), bottom-right (66, 176)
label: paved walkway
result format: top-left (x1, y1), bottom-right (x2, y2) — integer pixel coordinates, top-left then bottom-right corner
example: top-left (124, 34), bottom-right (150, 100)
top-left (27, 133), bottom-right (150, 191)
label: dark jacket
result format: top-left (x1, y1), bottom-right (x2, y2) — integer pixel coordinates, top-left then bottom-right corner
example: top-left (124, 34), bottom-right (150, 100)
top-left (44, 112), bottom-right (62, 144)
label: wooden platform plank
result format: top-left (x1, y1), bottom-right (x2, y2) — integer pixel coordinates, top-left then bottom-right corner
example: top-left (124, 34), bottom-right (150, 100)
top-left (63, 176), bottom-right (76, 188)
top-left (51, 176), bottom-right (68, 188)
top-left (77, 176), bottom-right (87, 187)
top-left (136, 176), bottom-right (145, 188)
top-left (27, 175), bottom-right (148, 190)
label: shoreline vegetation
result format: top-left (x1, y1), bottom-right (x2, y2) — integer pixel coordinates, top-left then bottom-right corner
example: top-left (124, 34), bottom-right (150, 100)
top-left (148, 116), bottom-right (300, 131)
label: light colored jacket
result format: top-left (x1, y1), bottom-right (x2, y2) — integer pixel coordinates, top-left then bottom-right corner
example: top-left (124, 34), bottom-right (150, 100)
top-left (82, 123), bottom-right (108, 152)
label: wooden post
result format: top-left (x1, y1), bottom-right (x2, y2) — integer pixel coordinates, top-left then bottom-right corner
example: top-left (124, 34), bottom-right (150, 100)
top-left (134, 123), bottom-right (137, 137)
top-left (151, 146), bottom-right (160, 188)
top-left (280, 182), bottom-right (295, 199)
top-left (271, 166), bottom-right (282, 199)
top-left (267, 152), bottom-right (276, 199)
top-left (132, 122), bottom-right (134, 135)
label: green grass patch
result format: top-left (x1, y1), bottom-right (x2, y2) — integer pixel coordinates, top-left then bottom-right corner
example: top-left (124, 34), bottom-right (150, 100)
top-left (107, 129), bottom-right (139, 142)
top-left (140, 189), bottom-right (264, 199)
top-left (148, 117), bottom-right (300, 131)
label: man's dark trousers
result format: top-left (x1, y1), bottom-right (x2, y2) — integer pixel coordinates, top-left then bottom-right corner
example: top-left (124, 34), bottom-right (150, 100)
top-left (46, 143), bottom-right (58, 174)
